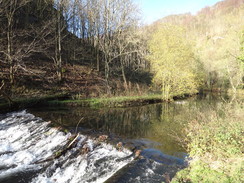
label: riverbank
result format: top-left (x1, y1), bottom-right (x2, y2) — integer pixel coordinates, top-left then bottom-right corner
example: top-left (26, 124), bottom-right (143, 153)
top-left (0, 93), bottom-right (70, 113)
top-left (48, 94), bottom-right (165, 108)
top-left (172, 101), bottom-right (244, 183)
top-left (0, 94), bottom-right (158, 112)
top-left (0, 92), bottom-right (195, 113)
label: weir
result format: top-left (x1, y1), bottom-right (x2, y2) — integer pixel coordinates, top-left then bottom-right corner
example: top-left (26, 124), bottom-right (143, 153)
top-left (0, 111), bottom-right (185, 183)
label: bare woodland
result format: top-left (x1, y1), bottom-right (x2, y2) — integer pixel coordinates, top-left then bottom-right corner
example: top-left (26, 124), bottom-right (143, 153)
top-left (0, 0), bottom-right (243, 101)
top-left (0, 0), bottom-right (148, 96)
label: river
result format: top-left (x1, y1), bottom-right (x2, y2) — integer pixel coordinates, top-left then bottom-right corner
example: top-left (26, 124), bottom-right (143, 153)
top-left (0, 93), bottom-right (229, 183)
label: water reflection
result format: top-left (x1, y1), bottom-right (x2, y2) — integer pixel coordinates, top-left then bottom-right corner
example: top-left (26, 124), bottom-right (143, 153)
top-left (29, 93), bottom-right (229, 158)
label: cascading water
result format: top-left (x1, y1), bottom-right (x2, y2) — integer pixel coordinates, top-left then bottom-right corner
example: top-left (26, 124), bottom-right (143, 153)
top-left (0, 111), bottom-right (133, 183)
top-left (0, 110), bottom-right (185, 183)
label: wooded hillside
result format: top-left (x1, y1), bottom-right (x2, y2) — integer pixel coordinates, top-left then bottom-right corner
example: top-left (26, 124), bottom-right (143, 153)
top-left (148, 0), bottom-right (244, 96)
top-left (0, 0), bottom-right (149, 100)
top-left (0, 0), bottom-right (243, 103)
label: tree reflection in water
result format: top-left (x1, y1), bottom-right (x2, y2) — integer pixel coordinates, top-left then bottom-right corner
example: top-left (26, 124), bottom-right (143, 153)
top-left (29, 93), bottom-right (229, 157)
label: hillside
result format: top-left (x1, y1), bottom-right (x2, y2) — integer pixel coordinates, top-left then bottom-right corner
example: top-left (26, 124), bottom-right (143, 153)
top-left (0, 0), bottom-right (243, 107)
top-left (0, 0), bottom-right (149, 104)
top-left (151, 0), bottom-right (244, 92)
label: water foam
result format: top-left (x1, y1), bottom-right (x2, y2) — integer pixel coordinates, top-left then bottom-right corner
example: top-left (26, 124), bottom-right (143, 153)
top-left (0, 111), bottom-right (133, 183)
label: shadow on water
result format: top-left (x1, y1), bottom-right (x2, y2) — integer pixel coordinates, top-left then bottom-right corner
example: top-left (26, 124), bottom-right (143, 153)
top-left (29, 93), bottom-right (229, 155)
top-left (21, 93), bottom-right (230, 182)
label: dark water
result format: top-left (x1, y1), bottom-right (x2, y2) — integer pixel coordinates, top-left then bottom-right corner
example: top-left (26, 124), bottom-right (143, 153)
top-left (29, 93), bottom-right (228, 159)
top-left (0, 93), bottom-right (231, 183)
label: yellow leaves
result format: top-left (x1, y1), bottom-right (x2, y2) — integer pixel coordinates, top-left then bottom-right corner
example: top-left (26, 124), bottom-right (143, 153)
top-left (147, 23), bottom-right (200, 99)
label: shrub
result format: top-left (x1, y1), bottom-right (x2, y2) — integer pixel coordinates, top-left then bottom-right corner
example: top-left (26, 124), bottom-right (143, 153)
top-left (172, 101), bottom-right (244, 182)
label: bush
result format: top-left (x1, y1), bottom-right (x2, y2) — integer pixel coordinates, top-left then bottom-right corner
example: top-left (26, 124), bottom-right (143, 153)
top-left (172, 101), bottom-right (244, 183)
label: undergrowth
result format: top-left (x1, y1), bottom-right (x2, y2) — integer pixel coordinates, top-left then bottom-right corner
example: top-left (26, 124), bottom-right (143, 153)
top-left (172, 101), bottom-right (244, 183)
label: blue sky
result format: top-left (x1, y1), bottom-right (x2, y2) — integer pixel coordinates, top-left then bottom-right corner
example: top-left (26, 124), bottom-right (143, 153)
top-left (137, 0), bottom-right (223, 24)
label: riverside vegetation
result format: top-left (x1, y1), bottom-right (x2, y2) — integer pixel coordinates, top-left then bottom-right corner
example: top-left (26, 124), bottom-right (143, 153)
top-left (172, 101), bottom-right (244, 183)
top-left (0, 0), bottom-right (244, 182)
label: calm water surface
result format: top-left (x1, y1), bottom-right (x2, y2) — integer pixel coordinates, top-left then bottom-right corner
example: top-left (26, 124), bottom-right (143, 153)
top-left (29, 93), bottom-right (228, 159)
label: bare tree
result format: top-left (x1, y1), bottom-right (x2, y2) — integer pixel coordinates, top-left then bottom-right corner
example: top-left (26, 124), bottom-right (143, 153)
top-left (96, 0), bottom-right (141, 93)
top-left (0, 0), bottom-right (148, 93)
top-left (0, 0), bottom-right (57, 84)
top-left (0, 0), bottom-right (31, 85)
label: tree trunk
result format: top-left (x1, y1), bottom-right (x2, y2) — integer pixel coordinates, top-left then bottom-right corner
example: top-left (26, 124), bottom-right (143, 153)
top-left (96, 47), bottom-right (100, 71)
top-left (7, 17), bottom-right (14, 85)
top-left (56, 2), bottom-right (63, 82)
top-left (104, 57), bottom-right (111, 94)
top-left (121, 60), bottom-right (128, 90)
top-left (57, 21), bottom-right (62, 82)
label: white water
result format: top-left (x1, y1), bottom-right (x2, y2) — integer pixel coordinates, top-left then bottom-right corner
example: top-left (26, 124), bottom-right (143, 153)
top-left (0, 111), bottom-right (133, 183)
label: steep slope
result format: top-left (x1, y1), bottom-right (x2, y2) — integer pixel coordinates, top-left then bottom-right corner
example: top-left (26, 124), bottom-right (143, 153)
top-left (150, 0), bottom-right (244, 91)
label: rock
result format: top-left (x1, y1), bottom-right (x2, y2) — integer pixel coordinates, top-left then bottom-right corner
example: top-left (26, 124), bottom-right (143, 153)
top-left (134, 150), bottom-right (142, 158)
top-left (81, 143), bottom-right (90, 154)
top-left (97, 135), bottom-right (108, 142)
top-left (116, 142), bottom-right (123, 151)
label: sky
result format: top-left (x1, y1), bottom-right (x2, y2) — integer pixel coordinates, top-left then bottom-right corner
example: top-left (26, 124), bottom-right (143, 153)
top-left (137, 0), bottom-right (223, 24)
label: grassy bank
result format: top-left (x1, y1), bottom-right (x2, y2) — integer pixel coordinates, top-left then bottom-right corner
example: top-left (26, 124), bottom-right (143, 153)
top-left (47, 94), bottom-right (165, 108)
top-left (0, 91), bottom-right (194, 112)
top-left (172, 101), bottom-right (244, 183)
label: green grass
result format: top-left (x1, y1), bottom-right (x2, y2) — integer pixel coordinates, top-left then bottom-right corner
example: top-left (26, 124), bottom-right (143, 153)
top-left (48, 94), bottom-right (164, 108)
top-left (0, 92), bottom-right (187, 111)
top-left (172, 101), bottom-right (244, 183)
